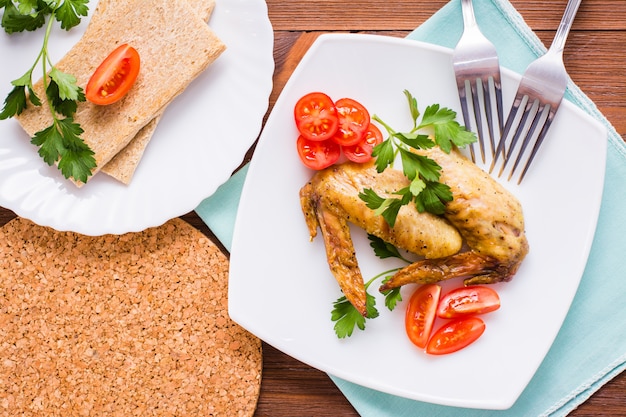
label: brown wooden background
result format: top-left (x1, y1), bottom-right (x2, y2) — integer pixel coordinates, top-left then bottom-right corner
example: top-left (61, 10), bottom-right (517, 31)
top-left (1, 0), bottom-right (624, 415)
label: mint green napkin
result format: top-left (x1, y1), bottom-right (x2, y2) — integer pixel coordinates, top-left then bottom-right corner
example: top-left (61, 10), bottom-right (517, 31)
top-left (195, 164), bottom-right (248, 251)
top-left (196, 0), bottom-right (626, 414)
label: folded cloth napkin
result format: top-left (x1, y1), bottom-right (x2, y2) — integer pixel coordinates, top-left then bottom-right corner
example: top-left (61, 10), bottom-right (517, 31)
top-left (196, 0), bottom-right (626, 415)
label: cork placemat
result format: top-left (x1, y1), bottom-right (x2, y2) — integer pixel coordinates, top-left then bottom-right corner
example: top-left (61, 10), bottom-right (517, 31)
top-left (0, 218), bottom-right (261, 416)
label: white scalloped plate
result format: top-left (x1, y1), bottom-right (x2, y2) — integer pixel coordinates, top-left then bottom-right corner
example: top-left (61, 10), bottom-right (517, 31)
top-left (229, 34), bottom-right (607, 409)
top-left (0, 0), bottom-right (273, 235)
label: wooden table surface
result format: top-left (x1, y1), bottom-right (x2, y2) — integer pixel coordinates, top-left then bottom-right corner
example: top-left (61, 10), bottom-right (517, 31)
top-left (1, 0), bottom-right (625, 415)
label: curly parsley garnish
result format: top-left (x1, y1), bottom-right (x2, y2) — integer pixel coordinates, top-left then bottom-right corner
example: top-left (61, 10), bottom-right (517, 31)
top-left (358, 90), bottom-right (476, 227)
top-left (0, 0), bottom-right (95, 182)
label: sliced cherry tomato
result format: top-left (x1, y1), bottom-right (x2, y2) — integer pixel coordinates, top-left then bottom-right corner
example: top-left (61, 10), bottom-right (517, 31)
top-left (296, 135), bottom-right (341, 170)
top-left (405, 284), bottom-right (441, 349)
top-left (86, 44), bottom-right (141, 105)
top-left (332, 98), bottom-right (370, 146)
top-left (342, 123), bottom-right (383, 163)
top-left (437, 286), bottom-right (501, 319)
top-left (294, 92), bottom-right (339, 141)
top-left (426, 317), bottom-right (486, 355)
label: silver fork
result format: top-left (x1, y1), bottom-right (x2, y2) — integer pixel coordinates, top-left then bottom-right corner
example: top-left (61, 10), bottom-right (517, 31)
top-left (452, 0), bottom-right (503, 163)
top-left (491, 0), bottom-right (583, 183)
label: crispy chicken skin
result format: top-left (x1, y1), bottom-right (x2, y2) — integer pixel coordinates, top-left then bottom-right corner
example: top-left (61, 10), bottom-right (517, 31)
top-left (300, 161), bottom-right (463, 316)
top-left (380, 148), bottom-right (529, 291)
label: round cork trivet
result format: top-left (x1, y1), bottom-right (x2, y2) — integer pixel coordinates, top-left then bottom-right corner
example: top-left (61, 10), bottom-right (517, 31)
top-left (0, 217), bottom-right (261, 417)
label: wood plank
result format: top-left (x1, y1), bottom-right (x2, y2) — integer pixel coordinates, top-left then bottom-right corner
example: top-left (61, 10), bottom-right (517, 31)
top-left (266, 0), bottom-right (626, 31)
top-left (511, 0), bottom-right (626, 30)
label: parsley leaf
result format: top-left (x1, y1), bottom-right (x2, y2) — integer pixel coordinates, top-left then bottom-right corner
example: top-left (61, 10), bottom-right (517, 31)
top-left (381, 277), bottom-right (403, 311)
top-left (419, 104), bottom-right (477, 152)
top-left (359, 187), bottom-right (411, 228)
top-left (0, 85), bottom-right (28, 119)
top-left (55, 120), bottom-right (95, 182)
top-left (394, 131), bottom-right (433, 150)
top-left (332, 292), bottom-right (379, 339)
top-left (46, 78), bottom-right (83, 117)
top-left (0, 1), bottom-right (49, 33)
top-left (372, 137), bottom-right (395, 172)
top-left (49, 67), bottom-right (82, 101)
top-left (414, 181), bottom-right (452, 214)
top-left (17, 0), bottom-right (39, 14)
top-left (368, 234), bottom-right (408, 261)
top-left (399, 150), bottom-right (441, 182)
top-left (360, 90), bottom-right (476, 226)
top-left (55, 0), bottom-right (89, 30)
top-left (31, 117), bottom-right (95, 183)
top-left (1, 0), bottom-right (94, 182)
top-left (404, 89), bottom-right (420, 127)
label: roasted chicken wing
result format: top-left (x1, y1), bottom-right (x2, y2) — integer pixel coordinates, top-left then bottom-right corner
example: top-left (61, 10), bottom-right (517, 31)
top-left (380, 148), bottom-right (529, 291)
top-left (300, 161), bottom-right (463, 316)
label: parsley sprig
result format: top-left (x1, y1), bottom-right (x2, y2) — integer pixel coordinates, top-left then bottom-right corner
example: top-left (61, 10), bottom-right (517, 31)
top-left (358, 90), bottom-right (476, 227)
top-left (0, 0), bottom-right (95, 182)
top-left (331, 235), bottom-right (407, 338)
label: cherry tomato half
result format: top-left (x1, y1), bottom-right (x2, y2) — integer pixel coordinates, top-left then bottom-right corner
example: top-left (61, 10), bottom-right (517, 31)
top-left (405, 284), bottom-right (441, 349)
top-left (294, 92), bottom-right (339, 141)
top-left (426, 317), bottom-right (486, 355)
top-left (86, 44), bottom-right (141, 105)
top-left (437, 286), bottom-right (501, 319)
top-left (343, 123), bottom-right (384, 163)
top-left (332, 98), bottom-right (371, 146)
top-left (296, 135), bottom-right (341, 170)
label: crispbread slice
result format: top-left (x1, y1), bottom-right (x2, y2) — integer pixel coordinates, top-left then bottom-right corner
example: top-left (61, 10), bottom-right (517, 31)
top-left (98, 116), bottom-right (159, 184)
top-left (16, 0), bottom-right (225, 186)
top-left (187, 0), bottom-right (216, 22)
top-left (0, 217), bottom-right (262, 415)
top-left (101, 0), bottom-right (217, 184)
top-left (100, 116), bottom-right (161, 184)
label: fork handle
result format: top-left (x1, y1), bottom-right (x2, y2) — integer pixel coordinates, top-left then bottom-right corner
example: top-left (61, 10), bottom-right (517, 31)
top-left (460, 0), bottom-right (478, 28)
top-left (549, 0), bottom-right (583, 55)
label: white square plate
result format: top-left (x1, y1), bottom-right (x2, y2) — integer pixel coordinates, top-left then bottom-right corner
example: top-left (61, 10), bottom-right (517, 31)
top-left (229, 34), bottom-right (607, 409)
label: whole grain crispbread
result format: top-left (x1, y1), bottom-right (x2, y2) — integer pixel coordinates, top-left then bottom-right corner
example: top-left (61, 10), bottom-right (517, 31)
top-left (101, 0), bottom-right (218, 184)
top-left (0, 217), bottom-right (262, 416)
top-left (100, 115), bottom-right (161, 184)
top-left (187, 0), bottom-right (217, 22)
top-left (16, 0), bottom-right (226, 186)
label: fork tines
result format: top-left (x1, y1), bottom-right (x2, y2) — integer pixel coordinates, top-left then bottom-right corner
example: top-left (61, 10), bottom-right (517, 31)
top-left (490, 90), bottom-right (561, 184)
top-left (491, 0), bottom-right (582, 184)
top-left (456, 72), bottom-right (504, 163)
top-left (489, 49), bottom-right (569, 184)
top-left (453, 0), bottom-right (504, 164)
